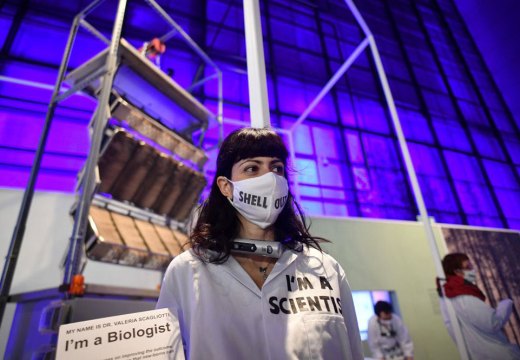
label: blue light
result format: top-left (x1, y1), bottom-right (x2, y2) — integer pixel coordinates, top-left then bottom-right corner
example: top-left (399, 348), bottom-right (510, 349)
top-left (1, 0), bottom-right (518, 227)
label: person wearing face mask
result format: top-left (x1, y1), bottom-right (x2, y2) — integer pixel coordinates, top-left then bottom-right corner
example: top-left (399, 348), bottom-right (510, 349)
top-left (156, 128), bottom-right (363, 360)
top-left (438, 253), bottom-right (520, 359)
top-left (367, 301), bottom-right (414, 360)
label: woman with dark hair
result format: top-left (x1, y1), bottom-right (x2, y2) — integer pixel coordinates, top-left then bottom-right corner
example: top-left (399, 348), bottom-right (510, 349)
top-left (437, 253), bottom-right (520, 359)
top-left (157, 128), bottom-right (363, 359)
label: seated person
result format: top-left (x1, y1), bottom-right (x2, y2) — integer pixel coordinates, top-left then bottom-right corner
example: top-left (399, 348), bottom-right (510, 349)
top-left (367, 301), bottom-right (414, 360)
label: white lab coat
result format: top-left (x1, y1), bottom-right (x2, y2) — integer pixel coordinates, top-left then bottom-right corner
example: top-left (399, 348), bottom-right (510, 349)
top-left (439, 295), bottom-right (520, 360)
top-left (156, 246), bottom-right (363, 360)
top-left (367, 314), bottom-right (413, 360)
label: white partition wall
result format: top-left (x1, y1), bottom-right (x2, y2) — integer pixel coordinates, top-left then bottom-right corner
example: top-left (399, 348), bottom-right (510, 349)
top-left (310, 216), bottom-right (459, 360)
top-left (0, 189), bottom-right (460, 359)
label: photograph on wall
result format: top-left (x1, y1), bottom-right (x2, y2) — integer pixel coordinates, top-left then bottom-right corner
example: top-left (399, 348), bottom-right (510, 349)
top-left (442, 226), bottom-right (520, 344)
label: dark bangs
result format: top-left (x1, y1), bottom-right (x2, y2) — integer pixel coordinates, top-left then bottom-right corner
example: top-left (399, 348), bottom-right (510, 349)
top-left (216, 128), bottom-right (288, 178)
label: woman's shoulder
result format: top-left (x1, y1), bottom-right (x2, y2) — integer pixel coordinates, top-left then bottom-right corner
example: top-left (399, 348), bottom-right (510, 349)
top-left (165, 249), bottom-right (202, 272)
top-left (173, 248), bottom-right (198, 261)
top-left (301, 245), bottom-right (342, 267)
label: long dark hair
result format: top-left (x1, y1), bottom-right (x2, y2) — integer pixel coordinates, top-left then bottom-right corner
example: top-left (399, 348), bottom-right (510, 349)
top-left (191, 127), bottom-right (324, 263)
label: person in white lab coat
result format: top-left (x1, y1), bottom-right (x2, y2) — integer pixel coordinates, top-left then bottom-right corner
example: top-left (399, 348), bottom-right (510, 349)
top-left (438, 253), bottom-right (520, 360)
top-left (367, 301), bottom-right (414, 360)
top-left (156, 127), bottom-right (363, 360)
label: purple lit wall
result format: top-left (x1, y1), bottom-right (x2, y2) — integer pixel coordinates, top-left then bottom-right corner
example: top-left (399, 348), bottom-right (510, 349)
top-left (454, 0), bottom-right (520, 129)
top-left (0, 0), bottom-right (519, 229)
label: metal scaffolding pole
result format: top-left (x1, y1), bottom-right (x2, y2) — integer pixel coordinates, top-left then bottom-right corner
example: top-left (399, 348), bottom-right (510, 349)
top-left (284, 0), bottom-right (470, 356)
top-left (243, 0), bottom-right (270, 128)
top-left (62, 0), bottom-right (129, 286)
top-left (0, 9), bottom-right (85, 326)
top-left (343, 0), bottom-right (470, 358)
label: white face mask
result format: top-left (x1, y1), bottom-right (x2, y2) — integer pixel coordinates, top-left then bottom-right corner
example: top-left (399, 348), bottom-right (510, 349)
top-left (463, 269), bottom-right (477, 284)
top-left (227, 172), bottom-right (289, 229)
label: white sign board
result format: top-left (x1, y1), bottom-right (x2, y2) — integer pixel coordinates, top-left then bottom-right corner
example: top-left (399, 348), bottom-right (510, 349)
top-left (56, 308), bottom-right (178, 360)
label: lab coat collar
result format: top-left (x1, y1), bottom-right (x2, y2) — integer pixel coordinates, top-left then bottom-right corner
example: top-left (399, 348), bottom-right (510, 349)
top-left (220, 247), bottom-right (301, 297)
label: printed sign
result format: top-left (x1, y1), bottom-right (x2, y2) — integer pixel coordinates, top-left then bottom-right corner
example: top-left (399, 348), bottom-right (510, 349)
top-left (56, 308), bottom-right (176, 360)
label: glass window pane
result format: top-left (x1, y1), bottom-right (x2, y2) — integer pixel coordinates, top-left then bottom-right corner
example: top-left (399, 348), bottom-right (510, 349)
top-left (353, 96), bottom-right (390, 134)
top-left (433, 118), bottom-right (472, 151)
top-left (469, 128), bottom-right (504, 160)
top-left (397, 108), bottom-right (434, 143)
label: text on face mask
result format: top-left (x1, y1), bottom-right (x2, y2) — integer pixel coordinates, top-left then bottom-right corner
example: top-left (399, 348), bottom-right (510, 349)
top-left (238, 192), bottom-right (288, 209)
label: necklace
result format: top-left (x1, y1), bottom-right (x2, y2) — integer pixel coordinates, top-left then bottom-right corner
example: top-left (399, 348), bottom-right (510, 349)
top-left (259, 266), bottom-right (270, 281)
top-left (235, 254), bottom-right (275, 282)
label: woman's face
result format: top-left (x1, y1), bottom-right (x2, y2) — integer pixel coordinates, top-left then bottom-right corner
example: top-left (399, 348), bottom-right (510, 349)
top-left (454, 259), bottom-right (473, 277)
top-left (230, 156), bottom-right (285, 181)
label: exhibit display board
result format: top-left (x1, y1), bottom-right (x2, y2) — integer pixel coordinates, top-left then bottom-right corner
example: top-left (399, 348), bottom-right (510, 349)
top-left (311, 216), bottom-right (459, 360)
top-left (56, 309), bottom-right (177, 360)
top-left (442, 226), bottom-right (520, 345)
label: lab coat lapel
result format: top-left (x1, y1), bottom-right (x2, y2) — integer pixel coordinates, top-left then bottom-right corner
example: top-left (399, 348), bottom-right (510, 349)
top-left (220, 255), bottom-right (262, 296)
top-left (264, 249), bottom-right (299, 285)
top-left (219, 249), bottom-right (300, 294)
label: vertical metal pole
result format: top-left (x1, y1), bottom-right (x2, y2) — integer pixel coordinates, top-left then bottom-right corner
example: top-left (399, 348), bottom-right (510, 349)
top-left (243, 0), bottom-right (270, 128)
top-left (369, 34), bottom-right (471, 359)
top-left (343, 1), bottom-right (470, 358)
top-left (62, 0), bottom-right (129, 286)
top-left (0, 15), bottom-right (82, 325)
